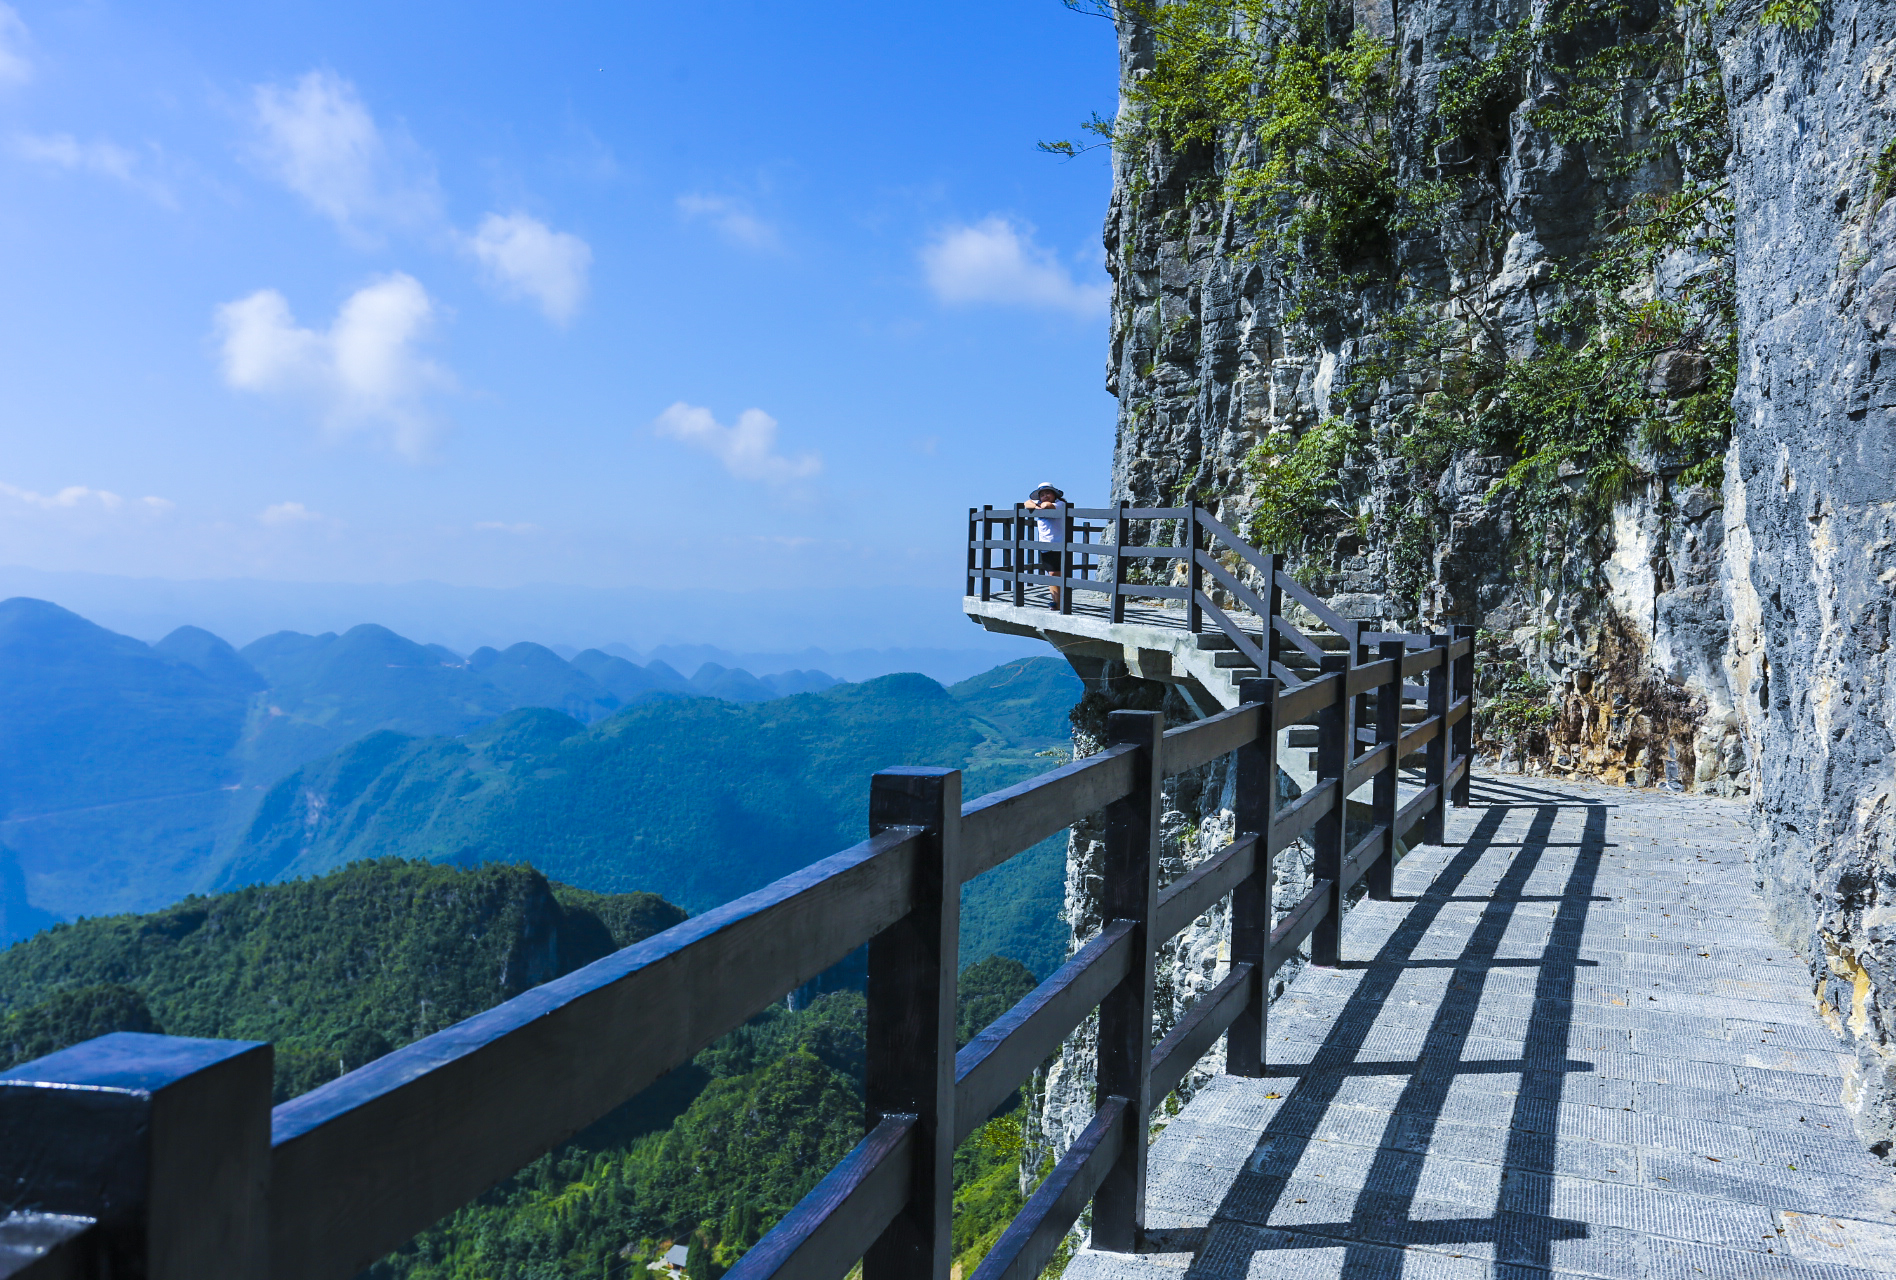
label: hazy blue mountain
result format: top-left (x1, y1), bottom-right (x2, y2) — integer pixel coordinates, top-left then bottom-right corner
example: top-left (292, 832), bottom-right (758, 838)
top-left (0, 846), bottom-right (58, 948)
top-left (0, 594), bottom-right (1080, 965)
top-left (764, 670), bottom-right (840, 696)
top-left (570, 648), bottom-right (683, 702)
top-left (467, 642), bottom-right (620, 722)
top-left (0, 599), bottom-right (260, 920)
top-left (947, 658), bottom-right (1083, 976)
top-left (689, 662), bottom-right (776, 701)
top-left (220, 676), bottom-right (985, 910)
top-left (152, 625), bottom-right (268, 692)
top-left (217, 659), bottom-right (1084, 973)
top-left (0, 599), bottom-right (252, 815)
top-left (951, 656), bottom-right (1089, 746)
top-left (236, 624), bottom-right (519, 785)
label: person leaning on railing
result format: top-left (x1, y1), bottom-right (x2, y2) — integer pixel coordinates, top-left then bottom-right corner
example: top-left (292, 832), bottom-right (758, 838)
top-left (1024, 482), bottom-right (1066, 608)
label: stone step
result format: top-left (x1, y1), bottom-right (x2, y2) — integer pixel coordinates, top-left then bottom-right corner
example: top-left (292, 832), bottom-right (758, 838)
top-left (1193, 629), bottom-right (1351, 653)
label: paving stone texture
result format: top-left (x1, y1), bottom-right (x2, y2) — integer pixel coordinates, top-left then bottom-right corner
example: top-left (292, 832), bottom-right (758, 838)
top-left (1064, 773), bottom-right (1896, 1279)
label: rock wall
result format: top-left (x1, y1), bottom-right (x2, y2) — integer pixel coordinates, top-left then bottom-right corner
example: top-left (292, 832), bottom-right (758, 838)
top-left (1100, 0), bottom-right (1749, 796)
top-left (1027, 0), bottom-right (1896, 1185)
top-left (1717, 0), bottom-right (1896, 1157)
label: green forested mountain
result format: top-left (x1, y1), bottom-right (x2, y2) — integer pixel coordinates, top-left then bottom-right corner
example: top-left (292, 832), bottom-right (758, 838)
top-left (0, 860), bottom-right (1046, 1280)
top-left (0, 859), bottom-right (683, 1099)
top-left (220, 659), bottom-right (1082, 976)
top-left (372, 959), bottom-right (1043, 1280)
top-left (0, 598), bottom-right (1029, 932)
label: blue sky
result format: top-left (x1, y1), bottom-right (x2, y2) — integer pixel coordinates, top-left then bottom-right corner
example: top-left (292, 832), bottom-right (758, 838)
top-left (0, 0), bottom-right (1121, 644)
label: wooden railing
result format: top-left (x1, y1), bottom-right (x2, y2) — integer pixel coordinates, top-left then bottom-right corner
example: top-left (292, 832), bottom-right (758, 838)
top-left (968, 501), bottom-right (1398, 688)
top-left (0, 635), bottom-right (1477, 1280)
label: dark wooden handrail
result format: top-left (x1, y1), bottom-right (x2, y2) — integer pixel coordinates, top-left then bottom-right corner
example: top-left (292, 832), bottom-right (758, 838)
top-left (4, 552), bottom-right (1479, 1280)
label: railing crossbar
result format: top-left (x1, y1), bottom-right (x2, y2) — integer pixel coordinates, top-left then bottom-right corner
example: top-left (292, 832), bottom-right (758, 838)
top-left (953, 922), bottom-right (1135, 1145)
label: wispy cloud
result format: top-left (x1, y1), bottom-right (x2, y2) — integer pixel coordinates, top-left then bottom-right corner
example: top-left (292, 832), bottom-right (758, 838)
top-left (13, 133), bottom-right (174, 204)
top-left (653, 402), bottom-right (820, 486)
top-left (0, 483), bottom-right (174, 518)
top-left (216, 273), bottom-right (453, 458)
top-left (677, 193), bottom-right (780, 252)
top-left (0, 482), bottom-right (122, 511)
top-left (920, 217), bottom-right (1109, 317)
top-left (0, 4), bottom-right (31, 88)
top-left (258, 501), bottom-right (324, 527)
top-left (464, 212), bottom-right (592, 324)
top-left (250, 69), bottom-right (439, 237)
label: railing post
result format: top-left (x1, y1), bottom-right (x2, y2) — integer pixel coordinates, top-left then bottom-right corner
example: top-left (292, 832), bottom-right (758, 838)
top-left (1110, 501), bottom-right (1128, 624)
top-left (1310, 653), bottom-right (1351, 967)
top-left (1060, 504), bottom-right (1074, 617)
top-left (1226, 676), bottom-right (1277, 1077)
top-left (1186, 502), bottom-right (1203, 633)
top-left (863, 766), bottom-right (962, 1280)
top-left (1452, 623), bottom-right (1476, 806)
top-left (1263, 553), bottom-right (1282, 678)
top-left (980, 505), bottom-right (994, 603)
top-left (1346, 621), bottom-right (1368, 774)
top-left (1368, 639), bottom-right (1406, 901)
top-left (966, 507), bottom-right (977, 600)
top-left (1091, 710), bottom-right (1162, 1253)
top-left (0, 1032), bottom-right (273, 1280)
top-left (1424, 633), bottom-right (1450, 844)
top-left (1011, 506), bottom-right (1025, 609)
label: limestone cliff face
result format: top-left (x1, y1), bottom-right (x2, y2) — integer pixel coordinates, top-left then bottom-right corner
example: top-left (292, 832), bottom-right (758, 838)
top-left (1100, 0), bottom-right (1748, 796)
top-left (1030, 0), bottom-right (1896, 1179)
top-left (1717, 0), bottom-right (1896, 1157)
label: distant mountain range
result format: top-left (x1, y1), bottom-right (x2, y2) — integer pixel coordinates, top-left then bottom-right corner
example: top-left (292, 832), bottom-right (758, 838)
top-left (0, 597), bottom-right (1082, 974)
top-left (0, 565), bottom-right (1041, 676)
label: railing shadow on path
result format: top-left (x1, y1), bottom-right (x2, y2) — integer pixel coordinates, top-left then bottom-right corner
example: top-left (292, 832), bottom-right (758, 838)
top-left (1178, 778), bottom-right (1614, 1278)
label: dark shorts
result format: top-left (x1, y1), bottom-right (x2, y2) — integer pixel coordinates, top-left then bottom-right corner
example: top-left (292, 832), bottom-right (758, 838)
top-left (1039, 550), bottom-right (1063, 570)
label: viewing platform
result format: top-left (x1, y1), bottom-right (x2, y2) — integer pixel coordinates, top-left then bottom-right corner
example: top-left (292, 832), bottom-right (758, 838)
top-left (962, 501), bottom-right (1398, 717)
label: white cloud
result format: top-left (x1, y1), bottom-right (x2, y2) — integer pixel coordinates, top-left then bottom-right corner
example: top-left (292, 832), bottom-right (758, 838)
top-left (0, 482), bottom-right (122, 511)
top-left (13, 132), bottom-right (174, 204)
top-left (259, 501), bottom-right (323, 527)
top-left (216, 273), bottom-right (452, 458)
top-left (920, 217), bottom-right (1110, 317)
top-left (251, 69), bottom-right (438, 236)
top-left (464, 212), bottom-right (592, 324)
top-left (0, 4), bottom-right (31, 88)
top-left (142, 496), bottom-right (176, 515)
top-left (15, 133), bottom-right (137, 181)
top-left (677, 194), bottom-right (780, 251)
top-left (652, 402), bottom-right (821, 486)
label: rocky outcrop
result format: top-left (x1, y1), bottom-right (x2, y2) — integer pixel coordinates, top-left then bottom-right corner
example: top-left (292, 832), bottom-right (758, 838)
top-left (1099, 0), bottom-right (1747, 797)
top-left (1717, 0), bottom-right (1896, 1157)
top-left (1029, 0), bottom-right (1896, 1181)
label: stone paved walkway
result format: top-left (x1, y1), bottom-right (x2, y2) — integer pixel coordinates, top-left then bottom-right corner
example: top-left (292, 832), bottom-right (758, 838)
top-left (1068, 773), bottom-right (1896, 1279)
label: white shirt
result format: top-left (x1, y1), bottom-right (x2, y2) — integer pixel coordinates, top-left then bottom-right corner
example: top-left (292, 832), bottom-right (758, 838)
top-left (1034, 503), bottom-right (1063, 544)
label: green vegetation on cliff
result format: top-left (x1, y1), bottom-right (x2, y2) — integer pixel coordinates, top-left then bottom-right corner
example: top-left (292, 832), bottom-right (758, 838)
top-left (1067, 0), bottom-right (1735, 597)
